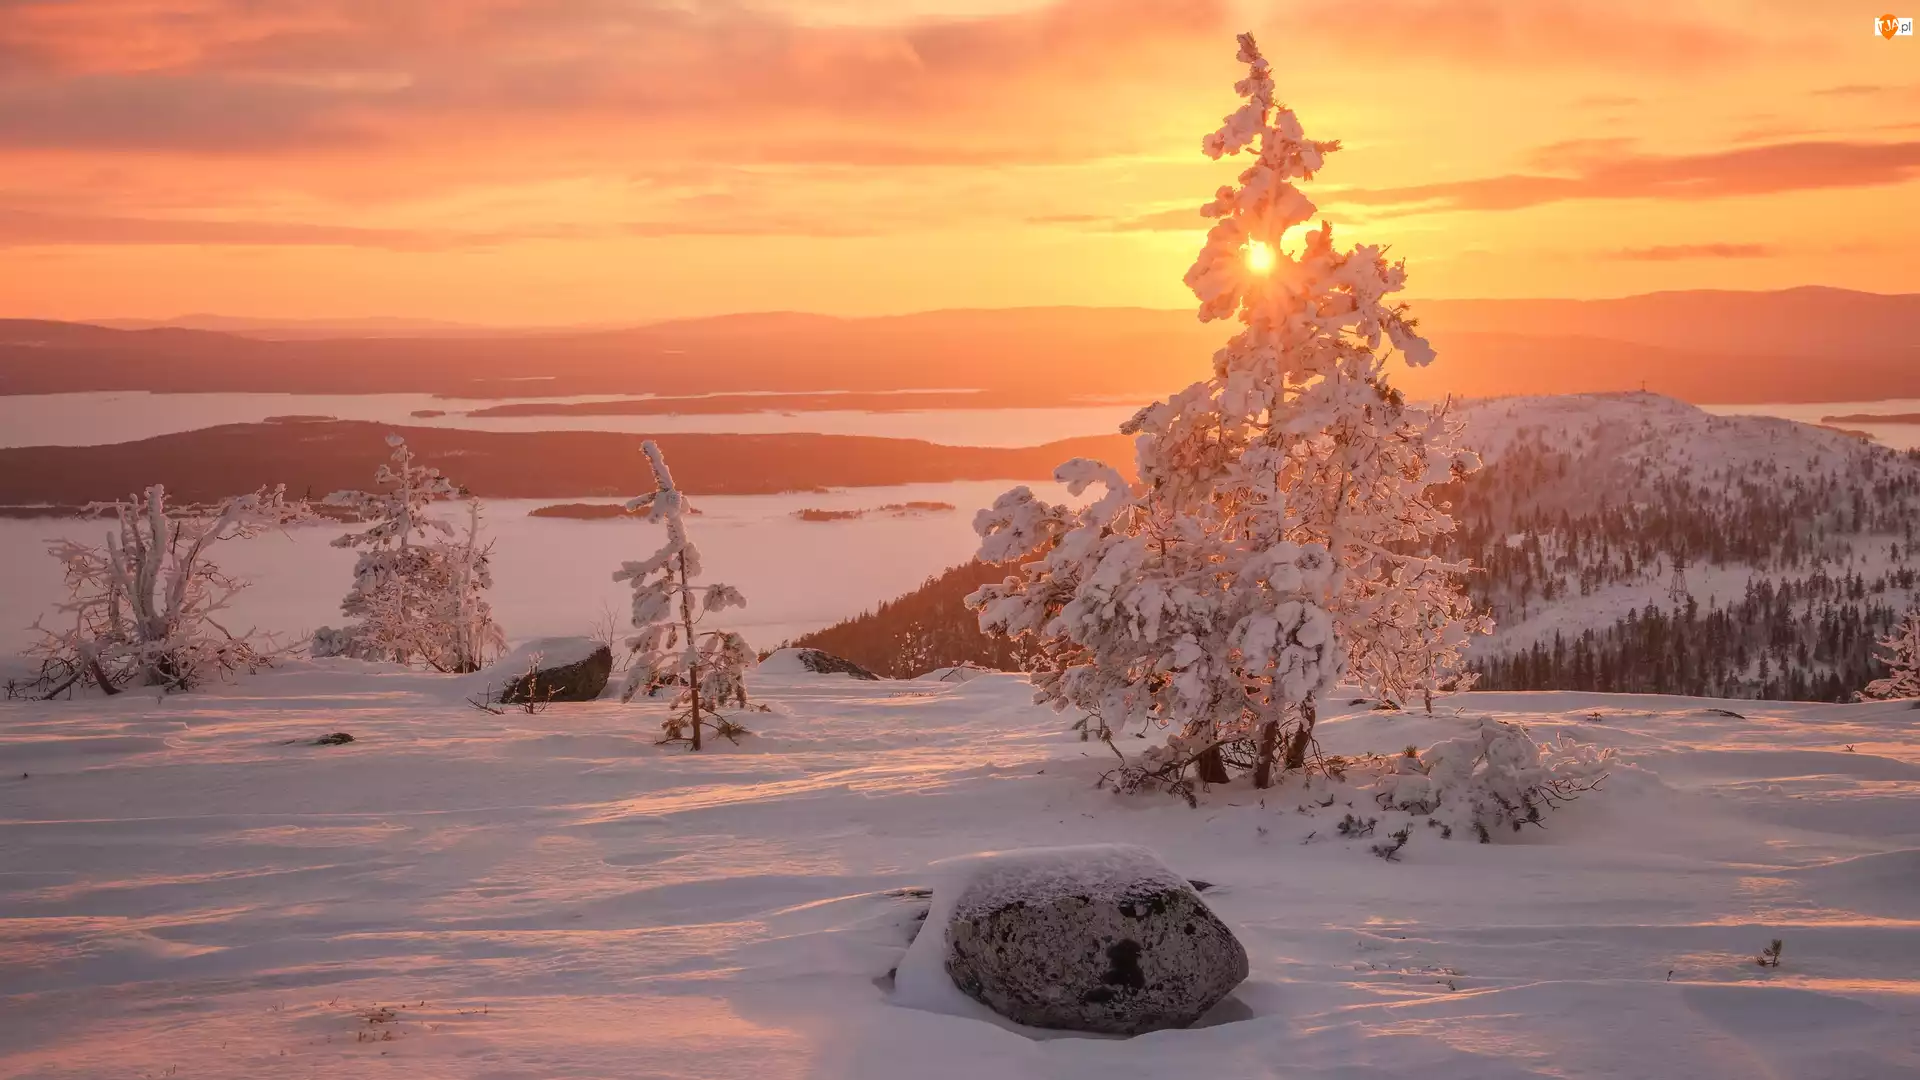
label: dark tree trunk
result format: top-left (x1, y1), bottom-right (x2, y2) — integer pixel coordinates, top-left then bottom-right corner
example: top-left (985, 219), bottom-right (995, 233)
top-left (1194, 743), bottom-right (1230, 785)
top-left (88, 656), bottom-right (121, 696)
top-left (676, 549), bottom-right (702, 752)
top-left (1251, 719), bottom-right (1281, 788)
top-left (1282, 698), bottom-right (1318, 770)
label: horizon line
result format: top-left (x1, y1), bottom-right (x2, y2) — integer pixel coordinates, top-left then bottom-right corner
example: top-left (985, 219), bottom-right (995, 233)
top-left (35, 283), bottom-right (1911, 334)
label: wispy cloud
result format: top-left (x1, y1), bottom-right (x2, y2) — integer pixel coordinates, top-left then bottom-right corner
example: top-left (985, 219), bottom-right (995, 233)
top-left (1290, 0), bottom-right (1755, 70)
top-left (0, 0), bottom-right (1228, 161)
top-left (1331, 141), bottom-right (1920, 213)
top-left (1810, 83), bottom-right (1920, 97)
top-left (1031, 207), bottom-right (1206, 232)
top-left (1607, 243), bottom-right (1774, 260)
top-left (0, 207), bottom-right (545, 248)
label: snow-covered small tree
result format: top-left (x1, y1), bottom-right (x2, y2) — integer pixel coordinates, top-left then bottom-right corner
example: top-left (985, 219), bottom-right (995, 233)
top-left (1863, 607), bottom-right (1920, 700)
top-left (615, 441), bottom-right (754, 748)
top-left (320, 435), bottom-right (502, 671)
top-left (430, 499), bottom-right (506, 673)
top-left (969, 32), bottom-right (1486, 790)
top-left (1376, 718), bottom-right (1613, 841)
top-left (30, 484), bottom-right (310, 696)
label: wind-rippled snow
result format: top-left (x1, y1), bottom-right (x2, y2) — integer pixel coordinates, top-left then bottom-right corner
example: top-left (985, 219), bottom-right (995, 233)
top-left (3, 669), bottom-right (1917, 1078)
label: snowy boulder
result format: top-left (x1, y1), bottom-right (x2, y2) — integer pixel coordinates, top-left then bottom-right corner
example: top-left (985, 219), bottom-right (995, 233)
top-left (942, 845), bottom-right (1247, 1035)
top-left (492, 637), bottom-right (614, 703)
top-left (756, 647), bottom-right (880, 680)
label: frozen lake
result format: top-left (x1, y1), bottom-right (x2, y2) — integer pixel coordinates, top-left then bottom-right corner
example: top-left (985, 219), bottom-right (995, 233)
top-left (0, 391), bottom-right (1139, 449)
top-left (1699, 398), bottom-right (1920, 451)
top-left (4, 392), bottom-right (1917, 450)
top-left (0, 481), bottom-right (1075, 661)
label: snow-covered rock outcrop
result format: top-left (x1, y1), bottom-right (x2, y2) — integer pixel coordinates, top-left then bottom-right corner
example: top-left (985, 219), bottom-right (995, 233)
top-left (915, 663), bottom-right (992, 683)
top-left (489, 636), bottom-right (613, 703)
top-left (756, 647), bottom-right (880, 681)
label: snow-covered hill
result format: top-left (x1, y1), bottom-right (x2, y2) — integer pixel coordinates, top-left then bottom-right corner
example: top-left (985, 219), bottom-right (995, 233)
top-left (1449, 393), bottom-right (1920, 700)
top-left (788, 393), bottom-right (1919, 701)
top-left (1460, 391), bottom-right (1887, 483)
top-left (3, 665), bottom-right (1916, 1078)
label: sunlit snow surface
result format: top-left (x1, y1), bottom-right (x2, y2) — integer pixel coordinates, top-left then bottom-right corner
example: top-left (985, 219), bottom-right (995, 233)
top-left (3, 669), bottom-right (1918, 1079)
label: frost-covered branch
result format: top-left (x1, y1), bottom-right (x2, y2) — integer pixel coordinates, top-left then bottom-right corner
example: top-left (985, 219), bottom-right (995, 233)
top-left (29, 485), bottom-right (310, 695)
top-left (1862, 607), bottom-right (1920, 700)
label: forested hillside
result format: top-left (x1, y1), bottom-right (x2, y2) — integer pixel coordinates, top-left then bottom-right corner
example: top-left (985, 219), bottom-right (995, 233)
top-left (796, 394), bottom-right (1920, 702)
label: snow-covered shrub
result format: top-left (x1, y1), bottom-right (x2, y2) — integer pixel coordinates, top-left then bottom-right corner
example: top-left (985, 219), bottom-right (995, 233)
top-left (310, 625), bottom-right (352, 659)
top-left (29, 485), bottom-right (310, 696)
top-left (615, 441), bottom-right (754, 748)
top-left (1375, 718), bottom-right (1613, 841)
top-left (1862, 608), bottom-right (1920, 700)
top-left (324, 436), bottom-right (503, 672)
top-left (969, 33), bottom-right (1485, 791)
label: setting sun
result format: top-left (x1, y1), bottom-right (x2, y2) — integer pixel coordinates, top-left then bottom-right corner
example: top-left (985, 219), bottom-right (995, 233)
top-left (1246, 240), bottom-right (1277, 274)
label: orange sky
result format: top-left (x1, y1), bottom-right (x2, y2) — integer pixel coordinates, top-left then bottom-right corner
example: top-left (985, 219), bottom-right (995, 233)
top-left (1, 0), bottom-right (1917, 324)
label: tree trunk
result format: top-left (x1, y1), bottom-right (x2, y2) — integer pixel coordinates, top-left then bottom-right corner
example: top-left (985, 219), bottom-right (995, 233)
top-left (1194, 744), bottom-right (1230, 785)
top-left (686, 662), bottom-right (704, 750)
top-left (676, 549), bottom-right (702, 751)
top-left (1251, 719), bottom-right (1281, 788)
top-left (87, 655), bottom-right (120, 696)
top-left (1282, 697), bottom-right (1318, 770)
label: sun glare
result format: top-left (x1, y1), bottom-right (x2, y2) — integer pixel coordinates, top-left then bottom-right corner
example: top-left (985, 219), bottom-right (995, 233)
top-left (1246, 240), bottom-right (1276, 274)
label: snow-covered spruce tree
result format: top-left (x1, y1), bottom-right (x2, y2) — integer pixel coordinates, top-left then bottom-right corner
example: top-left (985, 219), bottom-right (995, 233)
top-left (1862, 607), bottom-right (1920, 700)
top-left (320, 435), bottom-right (502, 671)
top-left (615, 441), bottom-right (754, 749)
top-left (29, 485), bottom-right (310, 696)
top-left (969, 32), bottom-right (1484, 791)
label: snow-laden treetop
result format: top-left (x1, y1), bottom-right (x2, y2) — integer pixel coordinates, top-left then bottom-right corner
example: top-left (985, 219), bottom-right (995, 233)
top-left (1183, 33), bottom-right (1432, 365)
top-left (971, 34), bottom-right (1486, 782)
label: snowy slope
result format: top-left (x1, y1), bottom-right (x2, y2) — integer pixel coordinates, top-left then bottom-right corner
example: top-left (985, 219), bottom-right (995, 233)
top-left (3, 667), bottom-right (1918, 1079)
top-left (771, 394), bottom-right (1918, 700)
top-left (1459, 391), bottom-right (1885, 478)
top-left (1450, 393), bottom-right (1920, 699)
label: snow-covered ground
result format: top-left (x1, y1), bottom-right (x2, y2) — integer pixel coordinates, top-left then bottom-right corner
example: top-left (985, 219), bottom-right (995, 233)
top-left (2, 668), bottom-right (1916, 1078)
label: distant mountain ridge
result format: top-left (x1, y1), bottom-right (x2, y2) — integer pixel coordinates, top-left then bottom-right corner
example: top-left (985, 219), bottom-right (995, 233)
top-left (5, 287), bottom-right (1917, 404)
top-left (96, 314), bottom-right (494, 337)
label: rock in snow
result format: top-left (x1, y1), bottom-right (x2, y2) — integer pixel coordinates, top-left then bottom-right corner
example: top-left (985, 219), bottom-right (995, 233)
top-left (942, 845), bottom-right (1248, 1035)
top-left (756, 647), bottom-right (881, 680)
top-left (915, 663), bottom-right (993, 683)
top-left (491, 637), bottom-right (614, 703)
